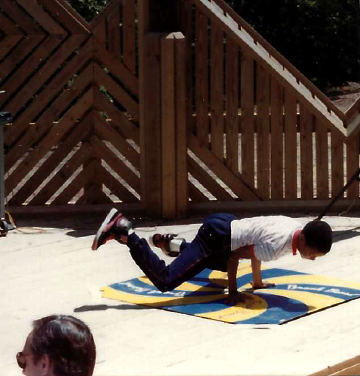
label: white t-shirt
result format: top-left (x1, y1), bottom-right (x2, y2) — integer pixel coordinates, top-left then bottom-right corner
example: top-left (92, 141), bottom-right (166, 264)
top-left (230, 216), bottom-right (302, 261)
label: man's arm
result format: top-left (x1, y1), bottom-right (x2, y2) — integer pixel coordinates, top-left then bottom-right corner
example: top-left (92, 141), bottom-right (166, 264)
top-left (226, 246), bottom-right (254, 304)
top-left (251, 257), bottom-right (275, 289)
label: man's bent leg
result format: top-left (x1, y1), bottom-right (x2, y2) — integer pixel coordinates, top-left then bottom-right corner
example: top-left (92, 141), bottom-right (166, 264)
top-left (127, 233), bottom-right (210, 292)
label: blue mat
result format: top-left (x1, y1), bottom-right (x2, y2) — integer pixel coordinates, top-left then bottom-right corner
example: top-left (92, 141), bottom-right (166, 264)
top-left (102, 265), bottom-right (360, 324)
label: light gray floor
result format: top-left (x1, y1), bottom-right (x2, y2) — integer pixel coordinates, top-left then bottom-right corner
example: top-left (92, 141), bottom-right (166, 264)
top-left (1, 213), bottom-right (360, 376)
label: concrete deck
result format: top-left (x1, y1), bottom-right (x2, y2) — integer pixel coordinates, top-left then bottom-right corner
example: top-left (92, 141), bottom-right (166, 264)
top-left (1, 212), bottom-right (360, 376)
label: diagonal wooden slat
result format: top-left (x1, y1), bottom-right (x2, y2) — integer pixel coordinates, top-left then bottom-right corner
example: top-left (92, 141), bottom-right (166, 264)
top-left (93, 63), bottom-right (139, 120)
top-left (1, 0), bottom-right (43, 35)
top-left (27, 143), bottom-right (93, 205)
top-left (40, 0), bottom-right (90, 34)
top-left (5, 35), bottom-right (88, 116)
top-left (93, 87), bottom-right (139, 142)
top-left (50, 158), bottom-right (93, 205)
top-left (16, 0), bottom-right (67, 35)
top-left (12, 111), bottom-right (93, 205)
top-left (5, 87), bottom-right (94, 192)
top-left (5, 63), bottom-right (93, 168)
top-left (93, 38), bottom-right (138, 97)
top-left (95, 164), bottom-right (139, 203)
top-left (6, 40), bottom-right (93, 144)
top-left (188, 134), bottom-right (260, 201)
top-left (0, 35), bottom-right (45, 85)
top-left (93, 111), bottom-right (140, 170)
top-left (0, 35), bottom-right (23, 61)
top-left (188, 155), bottom-right (233, 201)
top-left (0, 11), bottom-right (24, 35)
top-left (92, 135), bottom-right (140, 194)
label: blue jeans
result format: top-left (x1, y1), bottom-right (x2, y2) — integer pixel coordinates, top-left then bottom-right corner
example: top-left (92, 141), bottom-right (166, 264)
top-left (127, 213), bottom-right (236, 292)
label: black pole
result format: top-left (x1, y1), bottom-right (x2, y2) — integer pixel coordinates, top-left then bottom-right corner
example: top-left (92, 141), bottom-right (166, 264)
top-left (317, 167), bottom-right (360, 220)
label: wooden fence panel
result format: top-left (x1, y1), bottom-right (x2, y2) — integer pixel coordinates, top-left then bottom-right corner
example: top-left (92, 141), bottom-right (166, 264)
top-left (256, 63), bottom-right (270, 199)
top-left (226, 37), bottom-right (239, 173)
top-left (284, 91), bottom-right (298, 199)
top-left (300, 105), bottom-right (314, 200)
top-left (2, 0), bottom-right (141, 209)
top-left (241, 54), bottom-right (255, 187)
top-left (195, 8), bottom-right (209, 147)
top-left (210, 23), bottom-right (224, 160)
top-left (270, 77), bottom-right (284, 200)
top-left (315, 118), bottom-right (329, 199)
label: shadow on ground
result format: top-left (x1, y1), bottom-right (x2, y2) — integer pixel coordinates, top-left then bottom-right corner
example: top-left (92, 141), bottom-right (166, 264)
top-left (333, 227), bottom-right (360, 243)
top-left (74, 304), bottom-right (150, 312)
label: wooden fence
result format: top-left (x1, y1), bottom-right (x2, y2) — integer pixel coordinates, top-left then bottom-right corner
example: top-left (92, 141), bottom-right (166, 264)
top-left (1, 0), bottom-right (360, 219)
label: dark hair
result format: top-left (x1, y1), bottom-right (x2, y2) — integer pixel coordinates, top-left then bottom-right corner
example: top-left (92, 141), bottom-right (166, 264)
top-left (31, 315), bottom-right (96, 376)
top-left (302, 220), bottom-right (332, 254)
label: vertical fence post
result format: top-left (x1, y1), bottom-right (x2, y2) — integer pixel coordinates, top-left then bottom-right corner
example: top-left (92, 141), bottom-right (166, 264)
top-left (139, 0), bottom-right (187, 218)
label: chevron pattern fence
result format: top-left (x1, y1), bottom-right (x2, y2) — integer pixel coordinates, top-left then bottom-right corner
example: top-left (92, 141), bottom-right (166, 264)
top-left (1, 0), bottom-right (140, 207)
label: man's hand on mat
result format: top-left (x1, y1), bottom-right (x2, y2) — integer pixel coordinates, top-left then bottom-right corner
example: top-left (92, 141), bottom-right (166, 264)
top-left (251, 281), bottom-right (275, 290)
top-left (226, 291), bottom-right (249, 305)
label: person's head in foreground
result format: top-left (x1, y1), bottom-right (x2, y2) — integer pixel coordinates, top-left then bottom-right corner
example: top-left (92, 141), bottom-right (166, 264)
top-left (17, 315), bottom-right (96, 376)
top-left (298, 220), bottom-right (333, 260)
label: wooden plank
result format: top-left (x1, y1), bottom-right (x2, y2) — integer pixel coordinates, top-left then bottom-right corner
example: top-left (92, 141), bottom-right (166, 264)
top-left (16, 0), bottom-right (67, 35)
top-left (270, 76), bottom-right (284, 200)
top-left (107, 3), bottom-right (121, 60)
top-left (161, 34), bottom-right (176, 218)
top-left (139, 30), bottom-right (162, 216)
top-left (188, 155), bottom-right (233, 201)
top-left (174, 32), bottom-right (188, 217)
top-left (241, 53), bottom-right (255, 185)
top-left (78, 183), bottom-right (113, 205)
top-left (189, 181), bottom-right (210, 202)
top-left (256, 63), bottom-right (270, 199)
top-left (12, 111), bottom-right (93, 205)
top-left (210, 23), bottom-right (224, 160)
top-left (93, 136), bottom-right (140, 193)
top-left (299, 104), bottom-right (314, 200)
top-left (5, 35), bottom-right (87, 117)
top-left (346, 135), bottom-right (360, 199)
top-left (5, 40), bottom-right (93, 154)
top-left (2, 35), bottom-right (63, 107)
top-left (122, 0), bottom-right (136, 74)
top-left (284, 90), bottom-right (297, 199)
top-left (93, 87), bottom-right (139, 143)
top-left (54, 0), bottom-right (91, 29)
top-left (0, 36), bottom-right (23, 61)
top-left (204, 0), bottom-right (345, 124)
top-left (315, 117), bottom-right (329, 199)
top-left (93, 38), bottom-right (139, 97)
top-left (96, 164), bottom-right (139, 203)
top-left (0, 35), bottom-right (45, 87)
top-left (0, 12), bottom-right (24, 35)
top-left (1, 0), bottom-right (43, 35)
top-left (331, 130), bottom-right (344, 199)
top-left (195, 8), bottom-right (209, 146)
top-left (188, 133), bottom-right (260, 200)
top-left (92, 18), bottom-right (107, 45)
top-left (93, 63), bottom-right (139, 120)
top-left (27, 142), bottom-right (92, 206)
top-left (5, 64), bottom-right (93, 170)
top-left (225, 37), bottom-right (239, 173)
top-left (193, 0), bottom-right (346, 138)
top-left (5, 88), bottom-right (93, 193)
top-left (94, 114), bottom-right (140, 171)
top-left (51, 161), bottom-right (92, 205)
top-left (40, 0), bottom-right (90, 34)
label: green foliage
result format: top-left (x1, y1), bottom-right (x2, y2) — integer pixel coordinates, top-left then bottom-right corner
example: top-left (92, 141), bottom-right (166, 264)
top-left (65, 0), bottom-right (111, 22)
top-left (225, 0), bottom-right (359, 91)
top-left (67, 0), bottom-right (359, 91)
